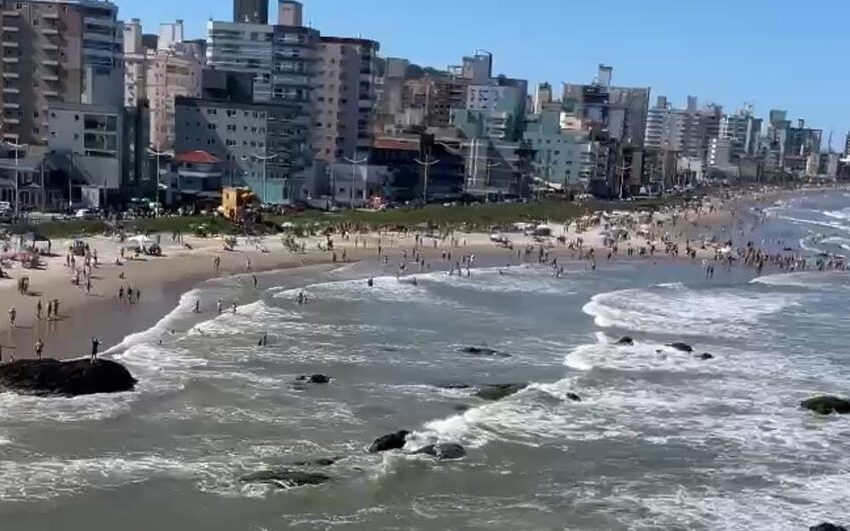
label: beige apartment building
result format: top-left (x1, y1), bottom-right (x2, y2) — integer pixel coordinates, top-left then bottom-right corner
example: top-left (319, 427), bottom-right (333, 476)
top-left (0, 0), bottom-right (123, 145)
top-left (313, 36), bottom-right (379, 163)
top-left (123, 18), bottom-right (202, 150)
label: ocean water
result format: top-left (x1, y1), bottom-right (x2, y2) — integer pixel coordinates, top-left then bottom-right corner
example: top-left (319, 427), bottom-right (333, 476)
top-left (1, 190), bottom-right (849, 530)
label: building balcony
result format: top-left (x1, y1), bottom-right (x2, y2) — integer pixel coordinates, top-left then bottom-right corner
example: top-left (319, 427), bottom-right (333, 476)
top-left (2, 87), bottom-right (20, 94)
top-left (2, 41), bottom-right (19, 48)
top-left (3, 118), bottom-right (19, 124)
top-left (2, 26), bottom-right (19, 32)
top-left (43, 89), bottom-right (59, 97)
top-left (2, 71), bottom-right (19, 78)
top-left (40, 27), bottom-right (59, 36)
top-left (41, 73), bottom-right (60, 81)
top-left (41, 11), bottom-right (59, 20)
top-left (2, 102), bottom-right (20, 109)
top-left (42, 59), bottom-right (59, 66)
top-left (1, 10), bottom-right (20, 17)
top-left (42, 42), bottom-right (59, 51)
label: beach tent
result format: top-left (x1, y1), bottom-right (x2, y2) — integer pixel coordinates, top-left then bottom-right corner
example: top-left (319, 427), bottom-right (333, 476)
top-left (128, 235), bottom-right (155, 246)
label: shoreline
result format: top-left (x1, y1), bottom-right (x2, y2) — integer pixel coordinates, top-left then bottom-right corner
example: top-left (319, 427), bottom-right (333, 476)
top-left (1, 185), bottom-right (844, 362)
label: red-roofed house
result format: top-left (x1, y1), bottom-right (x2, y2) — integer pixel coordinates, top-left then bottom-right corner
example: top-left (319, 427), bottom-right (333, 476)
top-left (167, 150), bottom-right (223, 206)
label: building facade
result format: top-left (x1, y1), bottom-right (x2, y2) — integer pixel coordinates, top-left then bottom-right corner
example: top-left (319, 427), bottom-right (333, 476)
top-left (313, 37), bottom-right (379, 163)
top-left (0, 0), bottom-right (124, 145)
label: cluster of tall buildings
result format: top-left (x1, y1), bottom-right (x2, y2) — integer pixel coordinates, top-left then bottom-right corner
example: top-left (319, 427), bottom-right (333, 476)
top-left (0, 0), bottom-right (844, 213)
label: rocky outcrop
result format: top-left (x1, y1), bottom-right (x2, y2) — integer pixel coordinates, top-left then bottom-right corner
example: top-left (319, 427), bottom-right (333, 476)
top-left (801, 396), bottom-right (850, 415)
top-left (460, 347), bottom-right (510, 358)
top-left (240, 469), bottom-right (330, 488)
top-left (0, 359), bottom-right (136, 397)
top-left (474, 383), bottom-right (528, 401)
top-left (809, 523), bottom-right (848, 531)
top-left (615, 337), bottom-right (634, 346)
top-left (413, 443), bottom-right (467, 461)
top-left (296, 374), bottom-right (331, 384)
top-left (288, 457), bottom-right (340, 467)
top-left (566, 392), bottom-right (582, 402)
top-left (368, 430), bottom-right (410, 453)
top-left (697, 353), bottom-right (714, 361)
top-left (667, 342), bottom-right (694, 353)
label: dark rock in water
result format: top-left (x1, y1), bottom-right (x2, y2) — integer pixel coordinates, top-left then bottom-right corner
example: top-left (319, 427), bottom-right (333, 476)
top-left (368, 430), bottom-right (410, 453)
top-left (475, 383), bottom-right (528, 401)
top-left (454, 404), bottom-right (470, 413)
top-left (414, 443), bottom-right (467, 461)
top-left (667, 342), bottom-right (694, 353)
top-left (436, 383), bottom-right (472, 390)
top-left (0, 359), bottom-right (136, 397)
top-left (296, 374), bottom-right (330, 384)
top-left (801, 396), bottom-right (850, 415)
top-left (460, 346), bottom-right (510, 358)
top-left (240, 469), bottom-right (330, 487)
top-left (566, 392), bottom-right (582, 402)
top-left (615, 336), bottom-right (634, 346)
top-left (697, 353), bottom-right (714, 361)
top-left (810, 524), bottom-right (848, 531)
top-left (289, 457), bottom-right (340, 467)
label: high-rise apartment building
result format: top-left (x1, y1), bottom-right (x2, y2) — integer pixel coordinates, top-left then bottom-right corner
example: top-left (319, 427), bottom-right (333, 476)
top-left (123, 18), bottom-right (203, 149)
top-left (645, 95), bottom-right (722, 161)
top-left (313, 37), bottom-right (379, 163)
top-left (277, 0), bottom-right (302, 26)
top-left (206, 18), bottom-right (318, 177)
top-left (233, 0), bottom-right (268, 24)
top-left (0, 0), bottom-right (124, 145)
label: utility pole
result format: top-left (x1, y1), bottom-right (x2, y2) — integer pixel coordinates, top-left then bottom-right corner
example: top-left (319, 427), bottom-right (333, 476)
top-left (342, 154), bottom-right (368, 209)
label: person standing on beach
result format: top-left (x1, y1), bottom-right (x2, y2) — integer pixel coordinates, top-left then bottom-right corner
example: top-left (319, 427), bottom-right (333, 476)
top-left (231, 302), bottom-right (238, 314)
top-left (194, 300), bottom-right (201, 314)
top-left (217, 299), bottom-right (223, 315)
top-left (34, 339), bottom-right (44, 360)
top-left (91, 338), bottom-right (100, 362)
top-left (36, 300), bottom-right (43, 320)
top-left (53, 300), bottom-right (60, 318)
top-left (8, 307), bottom-right (16, 328)
top-left (85, 276), bottom-right (92, 295)
top-left (252, 275), bottom-right (258, 289)
top-left (119, 286), bottom-right (124, 302)
top-left (246, 258), bottom-right (252, 272)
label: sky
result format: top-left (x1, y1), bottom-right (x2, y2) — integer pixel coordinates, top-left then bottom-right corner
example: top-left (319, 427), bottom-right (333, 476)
top-left (115, 0), bottom-right (850, 148)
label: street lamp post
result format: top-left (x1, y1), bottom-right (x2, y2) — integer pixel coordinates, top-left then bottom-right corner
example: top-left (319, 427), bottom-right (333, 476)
top-left (0, 127), bottom-right (23, 219)
top-left (342, 154), bottom-right (368, 209)
top-left (244, 152), bottom-right (277, 205)
top-left (147, 146), bottom-right (172, 216)
top-left (413, 155), bottom-right (440, 205)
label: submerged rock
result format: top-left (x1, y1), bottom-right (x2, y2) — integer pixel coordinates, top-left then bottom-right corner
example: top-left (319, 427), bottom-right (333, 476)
top-left (436, 383), bottom-right (472, 390)
top-left (413, 443), bottom-right (467, 461)
top-left (566, 392), bottom-right (582, 402)
top-left (289, 457), bottom-right (340, 467)
top-left (0, 359), bottom-right (136, 397)
top-left (667, 342), bottom-right (694, 353)
top-left (801, 396), bottom-right (850, 415)
top-left (697, 353), bottom-right (714, 361)
top-left (296, 374), bottom-right (331, 384)
top-left (368, 430), bottom-right (410, 453)
top-left (240, 469), bottom-right (330, 487)
top-left (810, 524), bottom-right (848, 531)
top-left (615, 336), bottom-right (634, 346)
top-left (474, 383), bottom-right (528, 401)
top-left (460, 346), bottom-right (510, 358)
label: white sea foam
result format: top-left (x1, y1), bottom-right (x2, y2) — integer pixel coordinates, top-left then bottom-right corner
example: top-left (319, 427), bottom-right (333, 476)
top-left (105, 288), bottom-right (202, 354)
top-left (751, 270), bottom-right (850, 289)
top-left (273, 275), bottom-right (451, 306)
top-left (582, 283), bottom-right (799, 338)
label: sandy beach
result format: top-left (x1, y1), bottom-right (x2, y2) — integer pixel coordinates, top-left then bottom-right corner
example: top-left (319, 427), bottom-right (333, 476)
top-left (0, 185), bottom-right (839, 362)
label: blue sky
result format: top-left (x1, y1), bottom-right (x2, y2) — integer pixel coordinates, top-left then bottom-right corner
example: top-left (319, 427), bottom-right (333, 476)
top-left (115, 0), bottom-right (849, 148)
